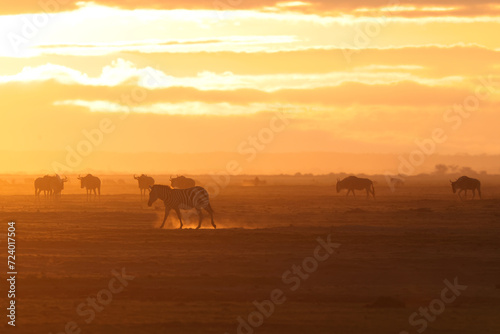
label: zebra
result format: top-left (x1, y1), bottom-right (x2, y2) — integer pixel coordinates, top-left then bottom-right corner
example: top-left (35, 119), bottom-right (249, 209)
top-left (450, 176), bottom-right (481, 200)
top-left (148, 184), bottom-right (216, 229)
top-left (170, 175), bottom-right (195, 189)
top-left (134, 174), bottom-right (155, 199)
top-left (336, 176), bottom-right (375, 199)
top-left (78, 174), bottom-right (101, 200)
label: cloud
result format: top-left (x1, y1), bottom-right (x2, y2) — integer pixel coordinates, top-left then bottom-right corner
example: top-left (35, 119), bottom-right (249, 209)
top-left (1, 0), bottom-right (499, 17)
top-left (2, 77), bottom-right (498, 111)
top-left (53, 100), bottom-right (293, 115)
top-left (1, 45), bottom-right (497, 79)
top-left (1, 3), bottom-right (499, 58)
top-left (0, 59), bottom-right (470, 91)
top-left (0, 59), bottom-right (167, 87)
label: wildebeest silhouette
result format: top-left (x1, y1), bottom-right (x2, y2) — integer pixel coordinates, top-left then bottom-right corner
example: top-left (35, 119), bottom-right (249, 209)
top-left (390, 177), bottom-right (404, 186)
top-left (134, 174), bottom-right (155, 199)
top-left (78, 174), bottom-right (101, 201)
top-left (450, 176), bottom-right (481, 200)
top-left (35, 174), bottom-right (67, 199)
top-left (170, 175), bottom-right (195, 189)
top-left (50, 174), bottom-right (68, 199)
top-left (336, 176), bottom-right (375, 199)
top-left (148, 184), bottom-right (215, 229)
top-left (34, 175), bottom-right (52, 198)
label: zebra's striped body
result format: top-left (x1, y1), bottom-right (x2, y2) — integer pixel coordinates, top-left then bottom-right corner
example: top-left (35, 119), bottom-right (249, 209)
top-left (148, 185), bottom-right (215, 229)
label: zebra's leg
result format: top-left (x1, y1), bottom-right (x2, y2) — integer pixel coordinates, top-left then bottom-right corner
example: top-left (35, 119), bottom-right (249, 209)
top-left (196, 208), bottom-right (203, 229)
top-left (205, 204), bottom-right (216, 229)
top-left (472, 189), bottom-right (476, 199)
top-left (174, 207), bottom-right (183, 229)
top-left (160, 207), bottom-right (171, 229)
top-left (478, 187), bottom-right (482, 199)
top-left (345, 189), bottom-right (350, 197)
top-left (458, 189), bottom-right (463, 201)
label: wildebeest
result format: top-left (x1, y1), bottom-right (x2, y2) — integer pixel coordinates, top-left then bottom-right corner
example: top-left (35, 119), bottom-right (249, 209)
top-left (170, 175), bottom-right (195, 189)
top-left (390, 177), bottom-right (404, 187)
top-left (336, 176), bottom-right (375, 198)
top-left (78, 174), bottom-right (101, 200)
top-left (450, 176), bottom-right (481, 200)
top-left (34, 175), bottom-right (52, 198)
top-left (34, 175), bottom-right (67, 199)
top-left (50, 175), bottom-right (68, 199)
top-left (243, 177), bottom-right (267, 186)
top-left (148, 184), bottom-right (215, 229)
top-left (134, 174), bottom-right (155, 199)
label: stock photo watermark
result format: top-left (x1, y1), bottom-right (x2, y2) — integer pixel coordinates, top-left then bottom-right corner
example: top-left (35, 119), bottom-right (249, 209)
top-left (341, 0), bottom-right (401, 63)
top-left (6, 221), bottom-right (17, 327)
top-left (171, 106), bottom-right (295, 224)
top-left (213, 0), bottom-right (243, 21)
top-left (201, 106), bottom-right (295, 199)
top-left (385, 75), bottom-right (500, 191)
top-left (225, 234), bottom-right (340, 334)
top-left (48, 268), bottom-right (135, 334)
top-left (7, 0), bottom-right (73, 55)
top-left (51, 65), bottom-right (169, 174)
top-left (399, 277), bottom-right (467, 334)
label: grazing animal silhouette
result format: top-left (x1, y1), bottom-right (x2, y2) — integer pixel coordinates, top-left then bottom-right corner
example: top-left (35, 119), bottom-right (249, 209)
top-left (450, 176), bottom-right (481, 200)
top-left (148, 184), bottom-right (215, 229)
top-left (170, 175), bottom-right (195, 189)
top-left (336, 176), bottom-right (375, 199)
top-left (78, 174), bottom-right (101, 200)
top-left (50, 175), bottom-right (68, 199)
top-left (390, 177), bottom-right (404, 186)
top-left (34, 175), bottom-right (52, 198)
top-left (34, 175), bottom-right (67, 199)
top-left (134, 174), bottom-right (155, 199)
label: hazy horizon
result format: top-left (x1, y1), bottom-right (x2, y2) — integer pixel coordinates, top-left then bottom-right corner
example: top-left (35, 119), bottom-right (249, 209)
top-left (1, 150), bottom-right (499, 175)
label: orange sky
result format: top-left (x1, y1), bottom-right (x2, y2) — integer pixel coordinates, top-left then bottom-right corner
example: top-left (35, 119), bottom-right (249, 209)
top-left (0, 1), bottom-right (499, 174)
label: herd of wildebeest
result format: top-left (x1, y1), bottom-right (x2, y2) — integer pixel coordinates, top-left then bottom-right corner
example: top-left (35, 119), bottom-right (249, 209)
top-left (34, 173), bottom-right (483, 201)
top-left (34, 174), bottom-right (195, 200)
top-left (32, 173), bottom-right (483, 229)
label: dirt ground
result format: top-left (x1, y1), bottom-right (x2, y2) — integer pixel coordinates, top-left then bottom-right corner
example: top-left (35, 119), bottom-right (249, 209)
top-left (0, 178), bottom-right (499, 334)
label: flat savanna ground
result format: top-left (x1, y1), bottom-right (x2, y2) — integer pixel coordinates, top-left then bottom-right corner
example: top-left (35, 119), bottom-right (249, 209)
top-left (0, 180), bottom-right (499, 334)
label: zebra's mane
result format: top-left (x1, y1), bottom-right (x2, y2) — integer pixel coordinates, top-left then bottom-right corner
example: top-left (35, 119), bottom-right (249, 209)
top-left (154, 184), bottom-right (173, 189)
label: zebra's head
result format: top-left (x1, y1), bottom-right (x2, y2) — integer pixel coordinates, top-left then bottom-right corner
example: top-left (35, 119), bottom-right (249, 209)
top-left (147, 185), bottom-right (158, 207)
